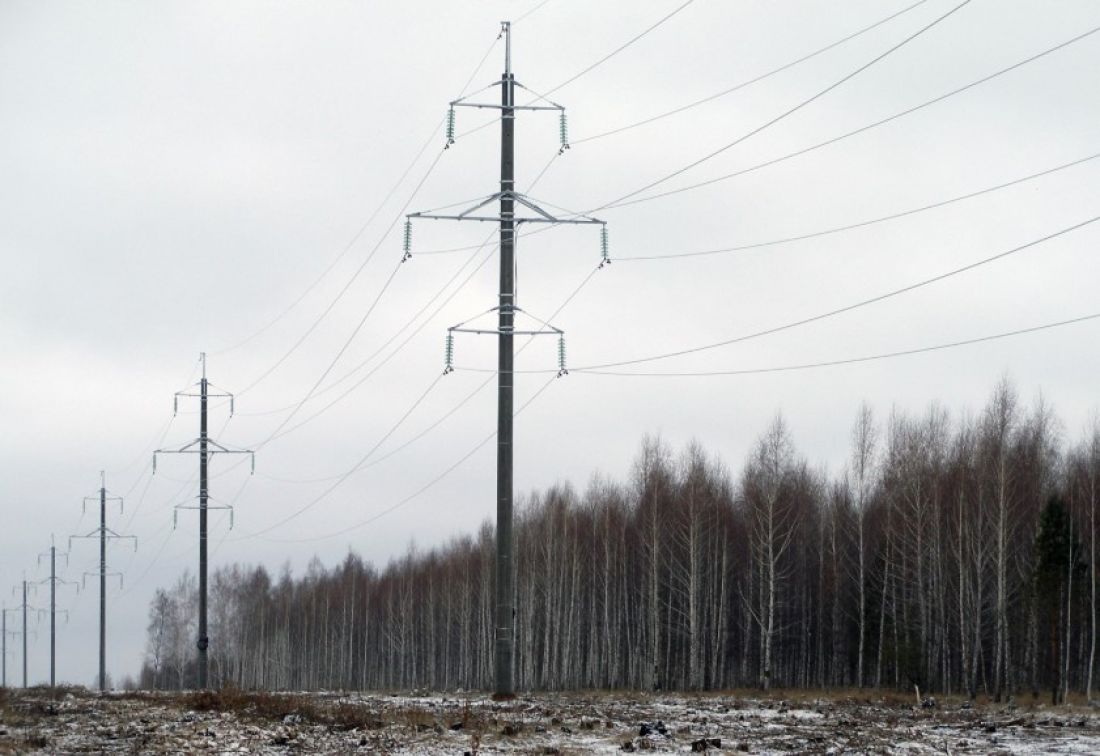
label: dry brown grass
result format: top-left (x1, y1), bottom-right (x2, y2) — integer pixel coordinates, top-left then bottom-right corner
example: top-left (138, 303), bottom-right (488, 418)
top-left (173, 687), bottom-right (414, 730)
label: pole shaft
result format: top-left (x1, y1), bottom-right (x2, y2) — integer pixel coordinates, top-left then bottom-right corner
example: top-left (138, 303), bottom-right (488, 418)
top-left (22, 582), bottom-right (27, 688)
top-left (99, 486), bottom-right (106, 692)
top-left (2, 609), bottom-right (5, 688)
top-left (198, 374), bottom-right (209, 688)
top-left (50, 547), bottom-right (56, 687)
top-left (494, 21), bottom-right (516, 698)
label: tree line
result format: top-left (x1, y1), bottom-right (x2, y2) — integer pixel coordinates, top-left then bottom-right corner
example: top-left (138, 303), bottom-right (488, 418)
top-left (140, 380), bottom-right (1100, 701)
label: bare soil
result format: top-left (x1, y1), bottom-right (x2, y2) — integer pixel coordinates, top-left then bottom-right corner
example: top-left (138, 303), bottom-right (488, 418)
top-left (2, 686), bottom-right (1099, 754)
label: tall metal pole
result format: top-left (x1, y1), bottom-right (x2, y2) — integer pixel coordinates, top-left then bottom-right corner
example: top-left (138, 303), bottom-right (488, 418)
top-left (99, 475), bottom-right (106, 692)
top-left (198, 354), bottom-right (210, 688)
top-left (154, 352), bottom-right (250, 691)
top-left (22, 581), bottom-right (28, 688)
top-left (49, 547), bottom-right (56, 687)
top-left (494, 20), bottom-right (516, 699)
top-left (407, 21), bottom-right (604, 696)
top-left (2, 607), bottom-right (6, 688)
top-left (70, 475), bottom-right (133, 692)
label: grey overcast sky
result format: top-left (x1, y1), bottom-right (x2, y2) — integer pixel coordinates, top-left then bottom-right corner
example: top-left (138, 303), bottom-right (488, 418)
top-left (2, 0), bottom-right (1098, 686)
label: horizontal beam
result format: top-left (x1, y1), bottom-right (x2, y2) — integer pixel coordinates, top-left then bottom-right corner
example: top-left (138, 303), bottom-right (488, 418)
top-left (451, 102), bottom-right (562, 112)
top-left (411, 213), bottom-right (603, 225)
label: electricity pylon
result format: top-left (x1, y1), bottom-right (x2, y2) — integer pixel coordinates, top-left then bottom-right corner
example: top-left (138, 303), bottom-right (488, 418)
top-left (11, 580), bottom-right (43, 688)
top-left (405, 21), bottom-right (607, 698)
top-left (70, 472), bottom-right (137, 692)
top-left (1, 604), bottom-right (19, 688)
top-left (154, 353), bottom-right (254, 690)
top-left (37, 537), bottom-right (79, 687)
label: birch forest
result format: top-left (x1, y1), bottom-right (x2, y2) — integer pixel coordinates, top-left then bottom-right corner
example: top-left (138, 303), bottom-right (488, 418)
top-left (140, 380), bottom-right (1100, 700)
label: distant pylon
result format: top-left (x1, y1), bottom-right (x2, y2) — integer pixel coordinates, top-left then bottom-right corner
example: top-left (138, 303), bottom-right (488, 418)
top-left (70, 471), bottom-right (136, 692)
top-left (154, 353), bottom-right (254, 689)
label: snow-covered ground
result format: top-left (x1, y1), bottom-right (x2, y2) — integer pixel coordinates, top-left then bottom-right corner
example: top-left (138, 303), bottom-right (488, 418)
top-left (3, 687), bottom-right (1100, 754)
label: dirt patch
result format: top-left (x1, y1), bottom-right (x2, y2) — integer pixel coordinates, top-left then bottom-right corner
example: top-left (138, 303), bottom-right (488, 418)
top-left (1, 687), bottom-right (1099, 754)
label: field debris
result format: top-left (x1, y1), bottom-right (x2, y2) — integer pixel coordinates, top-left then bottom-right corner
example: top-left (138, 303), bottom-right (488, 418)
top-left (2, 686), bottom-right (1100, 753)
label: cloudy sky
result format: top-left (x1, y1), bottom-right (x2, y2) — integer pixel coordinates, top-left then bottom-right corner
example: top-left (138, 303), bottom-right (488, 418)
top-left (2, 0), bottom-right (1098, 686)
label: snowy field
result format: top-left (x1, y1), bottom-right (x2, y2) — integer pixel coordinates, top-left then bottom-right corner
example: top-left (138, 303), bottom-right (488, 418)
top-left (3, 687), bottom-right (1100, 754)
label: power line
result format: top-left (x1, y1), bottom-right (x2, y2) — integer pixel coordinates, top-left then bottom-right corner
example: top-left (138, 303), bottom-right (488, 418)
top-left (242, 156), bottom-right (561, 424)
top-left (235, 149), bottom-right (446, 397)
top-left (615, 151), bottom-right (1100, 261)
top-left (577, 214), bottom-right (1099, 370)
top-left (606, 23), bottom-right (1100, 210)
top-left (256, 262), bottom-right (602, 486)
top-left (458, 215), bottom-right (1099, 373)
top-left (220, 256), bottom-right (600, 540)
top-left (212, 33), bottom-right (502, 358)
top-left (454, 1), bottom-right (697, 141)
top-left (245, 258), bottom-right (406, 446)
top-left (229, 30), bottom-right (505, 394)
top-left (599, 0), bottom-right (973, 210)
top-left (515, 0), bottom-right (554, 25)
top-left (575, 312), bottom-right (1100, 377)
top-left (238, 233), bottom-right (498, 418)
top-left (252, 247), bottom-right (498, 447)
top-left (260, 373), bottom-right (560, 545)
top-left (435, 21), bottom-right (1100, 261)
top-left (571, 0), bottom-right (933, 146)
top-left (226, 371), bottom-right (448, 541)
top-left (542, 0), bottom-right (697, 97)
top-left (226, 268), bottom-right (600, 553)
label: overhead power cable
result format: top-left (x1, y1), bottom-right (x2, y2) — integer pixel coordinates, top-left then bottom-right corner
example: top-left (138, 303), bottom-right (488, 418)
top-left (616, 152), bottom-right (1100, 261)
top-left (261, 374), bottom-right (560, 544)
top-left (456, 1), bottom-right (697, 140)
top-left (240, 146), bottom-right (569, 448)
top-left (227, 372), bottom-right (447, 541)
top-left (235, 150), bottom-right (446, 398)
top-left (456, 215), bottom-right (1099, 373)
top-left (577, 313), bottom-right (1100, 377)
top-left (515, 0), bottom-right (554, 25)
top-left (247, 258), bottom-right (405, 448)
top-left (542, 0), bottom-right (697, 97)
top-left (247, 206), bottom-right (588, 496)
top-left (578, 215), bottom-right (1100, 370)
top-left (254, 245), bottom-right (498, 447)
top-left (212, 34), bottom-right (501, 360)
top-left (571, 0), bottom-right (933, 146)
top-left (608, 23), bottom-right (1100, 210)
top-left (600, 0), bottom-right (973, 210)
top-left (239, 234), bottom-right (496, 417)
top-left (229, 260), bottom-right (599, 524)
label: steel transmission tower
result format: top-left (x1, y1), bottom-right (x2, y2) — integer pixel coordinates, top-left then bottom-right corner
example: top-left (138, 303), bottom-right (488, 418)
top-left (11, 580), bottom-right (42, 688)
top-left (2, 602), bottom-right (34, 688)
top-left (70, 472), bottom-right (136, 692)
top-left (37, 538), bottom-right (78, 687)
top-left (405, 21), bottom-right (606, 698)
top-left (1, 604), bottom-right (16, 687)
top-left (154, 353), bottom-right (254, 689)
